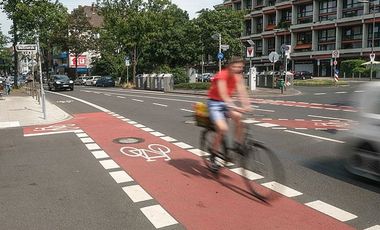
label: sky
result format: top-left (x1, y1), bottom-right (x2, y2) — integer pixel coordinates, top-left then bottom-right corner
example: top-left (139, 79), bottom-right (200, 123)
top-left (0, 0), bottom-right (222, 37)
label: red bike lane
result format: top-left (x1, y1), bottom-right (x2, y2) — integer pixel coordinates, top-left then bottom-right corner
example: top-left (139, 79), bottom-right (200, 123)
top-left (24, 112), bottom-right (354, 230)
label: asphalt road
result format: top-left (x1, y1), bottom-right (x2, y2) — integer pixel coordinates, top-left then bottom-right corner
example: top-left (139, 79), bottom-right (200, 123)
top-left (43, 84), bottom-right (379, 229)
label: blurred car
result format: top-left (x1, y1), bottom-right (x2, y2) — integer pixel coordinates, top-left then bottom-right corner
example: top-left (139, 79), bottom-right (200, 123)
top-left (85, 76), bottom-right (101, 86)
top-left (48, 75), bottom-right (74, 91)
top-left (197, 73), bottom-right (214, 82)
top-left (74, 76), bottom-right (87, 85)
top-left (342, 82), bottom-right (380, 182)
top-left (95, 76), bottom-right (115, 87)
top-left (294, 71), bottom-right (313, 80)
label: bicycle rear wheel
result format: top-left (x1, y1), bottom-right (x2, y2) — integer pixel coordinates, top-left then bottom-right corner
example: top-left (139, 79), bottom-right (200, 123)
top-left (237, 139), bottom-right (285, 201)
top-left (200, 129), bottom-right (228, 171)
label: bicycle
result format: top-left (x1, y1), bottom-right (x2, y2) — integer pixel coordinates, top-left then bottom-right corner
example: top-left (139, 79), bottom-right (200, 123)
top-left (195, 102), bottom-right (285, 201)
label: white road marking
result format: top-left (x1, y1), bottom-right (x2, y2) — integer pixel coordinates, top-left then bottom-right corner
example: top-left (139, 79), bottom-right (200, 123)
top-left (132, 99), bottom-right (144, 102)
top-left (262, 118), bottom-right (273, 120)
top-left (314, 93), bottom-right (326, 95)
top-left (123, 185), bottom-right (153, 203)
top-left (76, 133), bottom-right (88, 138)
top-left (336, 91), bottom-right (348, 94)
top-left (153, 103), bottom-right (168, 107)
top-left (261, 182), bottom-right (303, 197)
top-left (364, 225), bottom-right (380, 230)
top-left (215, 157), bottom-right (234, 167)
top-left (230, 168), bottom-right (264, 180)
top-left (255, 108), bottom-right (275, 113)
top-left (24, 130), bottom-right (82, 137)
top-left (151, 131), bottom-right (165, 137)
top-left (325, 108), bottom-right (340, 111)
top-left (160, 136), bottom-right (177, 142)
top-left (142, 127), bottom-right (154, 132)
top-left (117, 116), bottom-right (125, 119)
top-left (122, 118), bottom-right (130, 121)
top-left (109, 171), bottom-right (134, 183)
top-left (295, 105), bottom-right (307, 108)
top-left (295, 128), bottom-right (308, 130)
top-left (180, 108), bottom-right (194, 113)
top-left (284, 130), bottom-right (345, 143)
top-left (310, 106), bottom-right (322, 109)
top-left (117, 96), bottom-right (126, 99)
top-left (99, 159), bottom-right (120, 169)
top-left (80, 137), bottom-right (95, 143)
top-left (0, 121), bottom-right (20, 128)
top-left (272, 127), bottom-right (287, 130)
top-left (307, 115), bottom-right (351, 121)
top-left (354, 90), bottom-right (365, 93)
top-left (305, 200), bottom-right (357, 222)
top-left (134, 124), bottom-right (146, 128)
top-left (104, 94), bottom-right (111, 96)
top-left (242, 119), bottom-right (260, 124)
top-left (85, 143), bottom-right (101, 150)
top-left (128, 121), bottom-right (138, 125)
top-left (295, 119), bottom-right (305, 121)
top-left (188, 149), bottom-right (210, 156)
top-left (140, 205), bottom-right (178, 228)
top-left (91, 150), bottom-right (109, 159)
top-left (255, 123), bottom-right (279, 128)
top-left (47, 91), bottom-right (110, 112)
top-left (173, 142), bottom-right (193, 149)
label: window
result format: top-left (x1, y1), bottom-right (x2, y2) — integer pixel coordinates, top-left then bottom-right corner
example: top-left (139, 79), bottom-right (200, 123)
top-left (281, 9), bottom-right (292, 22)
top-left (280, 35), bottom-right (291, 45)
top-left (297, 31), bottom-right (312, 44)
top-left (245, 0), bottom-right (252, 10)
top-left (319, 0), bottom-right (337, 21)
top-left (369, 0), bottom-right (380, 13)
top-left (254, 40), bottom-right (263, 56)
top-left (245, 20), bottom-right (252, 36)
top-left (268, 0), bottom-right (275, 6)
top-left (342, 0), bottom-right (363, 17)
top-left (368, 23), bottom-right (380, 47)
top-left (268, 14), bottom-right (276, 25)
top-left (298, 4), bottom-right (313, 24)
top-left (267, 38), bottom-right (275, 51)
top-left (235, 2), bottom-right (242, 10)
top-left (318, 29), bottom-right (336, 50)
top-left (256, 17), bottom-right (263, 33)
top-left (256, 0), bottom-right (263, 6)
top-left (342, 26), bottom-right (362, 49)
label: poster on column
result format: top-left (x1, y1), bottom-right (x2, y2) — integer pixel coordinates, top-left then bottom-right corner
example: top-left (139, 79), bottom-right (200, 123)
top-left (69, 55), bottom-right (88, 68)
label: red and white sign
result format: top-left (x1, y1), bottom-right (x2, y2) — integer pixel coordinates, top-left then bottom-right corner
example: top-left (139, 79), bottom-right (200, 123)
top-left (247, 47), bottom-right (254, 58)
top-left (69, 55), bottom-right (87, 68)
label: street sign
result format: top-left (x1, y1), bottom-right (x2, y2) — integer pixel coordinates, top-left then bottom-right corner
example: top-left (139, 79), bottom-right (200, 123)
top-left (317, 59), bottom-right (320, 66)
top-left (217, 52), bottom-right (224, 60)
top-left (125, 57), bottom-right (130, 67)
top-left (221, 44), bottom-right (230, 51)
top-left (16, 44), bottom-right (37, 54)
top-left (332, 50), bottom-right (340, 58)
top-left (281, 44), bottom-right (290, 52)
top-left (268, 52), bottom-right (280, 63)
top-left (370, 53), bottom-right (376, 62)
top-left (247, 47), bottom-right (254, 58)
top-left (333, 60), bottom-right (338, 66)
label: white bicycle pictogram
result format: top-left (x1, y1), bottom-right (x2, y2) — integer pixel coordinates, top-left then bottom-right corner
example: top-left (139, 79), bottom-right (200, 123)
top-left (120, 144), bottom-right (171, 162)
top-left (34, 124), bottom-right (80, 132)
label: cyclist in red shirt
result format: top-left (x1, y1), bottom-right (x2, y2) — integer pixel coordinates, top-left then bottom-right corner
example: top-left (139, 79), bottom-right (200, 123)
top-left (207, 57), bottom-right (251, 171)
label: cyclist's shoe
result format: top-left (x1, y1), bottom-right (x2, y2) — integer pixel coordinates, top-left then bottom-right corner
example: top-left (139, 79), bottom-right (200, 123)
top-left (234, 142), bottom-right (246, 156)
top-left (209, 160), bottom-right (220, 173)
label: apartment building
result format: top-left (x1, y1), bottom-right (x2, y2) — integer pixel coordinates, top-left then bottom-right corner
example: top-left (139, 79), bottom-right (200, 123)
top-left (221, 0), bottom-right (380, 77)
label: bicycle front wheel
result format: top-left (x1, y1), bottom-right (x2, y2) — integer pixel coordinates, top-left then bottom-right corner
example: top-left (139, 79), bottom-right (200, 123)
top-left (238, 140), bottom-right (285, 201)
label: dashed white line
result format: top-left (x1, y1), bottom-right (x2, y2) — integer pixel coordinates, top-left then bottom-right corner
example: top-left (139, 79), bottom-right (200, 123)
top-left (354, 90), bottom-right (365, 93)
top-left (188, 149), bottom-right (210, 156)
top-left (284, 130), bottom-right (345, 143)
top-left (109, 171), bottom-right (134, 183)
top-left (117, 96), bottom-right (126, 99)
top-left (325, 108), bottom-right (340, 111)
top-left (242, 119), bottom-right (260, 124)
top-left (123, 185), bottom-right (153, 203)
top-left (364, 225), bottom-right (380, 230)
top-left (91, 150), bottom-right (109, 159)
top-left (99, 159), bottom-right (120, 169)
top-left (85, 143), bottom-right (101, 150)
top-left (134, 124), bottom-right (146, 128)
top-left (255, 123), bottom-right (280, 128)
top-left (336, 91), bottom-right (348, 94)
top-left (173, 142), bottom-right (193, 149)
top-left (295, 119), bottom-right (305, 121)
top-left (122, 118), bottom-right (130, 121)
top-left (305, 200), bottom-right (357, 222)
top-left (261, 182), bottom-right (303, 197)
top-left (151, 131), bottom-right (165, 137)
top-left (153, 103), bottom-right (168, 107)
top-left (230, 168), bottom-right (264, 180)
top-left (255, 108), bottom-right (275, 113)
top-left (180, 109), bottom-right (194, 113)
top-left (117, 116), bottom-right (125, 119)
top-left (140, 205), bottom-right (178, 229)
top-left (272, 127), bottom-right (287, 130)
top-left (128, 121), bottom-right (138, 125)
top-left (295, 128), bottom-right (308, 130)
top-left (132, 99), bottom-right (144, 102)
top-left (160, 136), bottom-right (177, 142)
top-left (308, 115), bottom-right (351, 121)
top-left (314, 93), bottom-right (326, 95)
top-left (142, 127), bottom-right (154, 132)
top-left (76, 133), bottom-right (89, 138)
top-left (80, 137), bottom-right (95, 143)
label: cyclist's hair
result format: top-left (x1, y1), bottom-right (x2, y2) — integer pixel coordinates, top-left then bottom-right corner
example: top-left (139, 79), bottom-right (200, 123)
top-left (227, 56), bottom-right (245, 65)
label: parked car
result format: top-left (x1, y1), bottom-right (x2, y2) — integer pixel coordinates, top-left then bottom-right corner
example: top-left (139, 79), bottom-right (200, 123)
top-left (294, 71), bottom-right (313, 80)
top-left (95, 76), bottom-right (115, 87)
top-left (48, 75), bottom-right (74, 91)
top-left (74, 76), bottom-right (87, 85)
top-left (85, 76), bottom-right (101, 86)
top-left (197, 73), bottom-right (214, 82)
top-left (341, 82), bottom-right (380, 182)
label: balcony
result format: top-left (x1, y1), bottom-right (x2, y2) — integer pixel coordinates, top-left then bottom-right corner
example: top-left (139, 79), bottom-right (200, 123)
top-left (265, 24), bottom-right (277, 31)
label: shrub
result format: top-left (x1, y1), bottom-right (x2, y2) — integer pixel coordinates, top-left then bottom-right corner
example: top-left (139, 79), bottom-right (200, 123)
top-left (174, 82), bottom-right (211, 90)
top-left (340, 59), bottom-right (369, 78)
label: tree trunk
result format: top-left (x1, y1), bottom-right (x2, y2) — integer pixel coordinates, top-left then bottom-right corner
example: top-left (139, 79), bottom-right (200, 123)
top-left (12, 18), bottom-right (19, 88)
top-left (132, 46), bottom-right (137, 85)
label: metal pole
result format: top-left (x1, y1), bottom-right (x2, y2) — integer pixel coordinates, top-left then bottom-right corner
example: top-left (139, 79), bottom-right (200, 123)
top-left (37, 35), bottom-right (46, 119)
top-left (126, 65), bottom-right (129, 85)
top-left (272, 62), bottom-right (275, 89)
top-left (371, 2), bottom-right (375, 81)
top-left (218, 34), bottom-right (222, 72)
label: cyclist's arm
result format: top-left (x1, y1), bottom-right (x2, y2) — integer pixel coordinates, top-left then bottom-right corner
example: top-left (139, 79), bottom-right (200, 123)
top-left (235, 74), bottom-right (251, 109)
top-left (216, 79), bottom-right (234, 107)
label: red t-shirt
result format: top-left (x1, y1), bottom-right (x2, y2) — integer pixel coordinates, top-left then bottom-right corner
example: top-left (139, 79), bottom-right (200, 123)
top-left (208, 69), bottom-right (238, 101)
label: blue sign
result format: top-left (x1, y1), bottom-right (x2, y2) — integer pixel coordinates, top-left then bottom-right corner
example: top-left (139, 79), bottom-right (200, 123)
top-left (217, 52), bottom-right (224, 60)
top-left (335, 69), bottom-right (339, 75)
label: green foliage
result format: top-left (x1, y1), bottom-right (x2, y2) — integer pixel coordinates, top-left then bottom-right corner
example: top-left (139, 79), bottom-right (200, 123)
top-left (294, 79), bottom-right (348, 86)
top-left (0, 28), bottom-right (12, 74)
top-left (156, 65), bottom-right (188, 84)
top-left (174, 82), bottom-right (211, 90)
top-left (340, 59), bottom-right (370, 78)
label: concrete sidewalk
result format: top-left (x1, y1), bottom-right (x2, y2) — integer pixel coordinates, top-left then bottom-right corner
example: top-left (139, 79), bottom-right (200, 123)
top-left (0, 92), bottom-right (71, 128)
top-left (170, 87), bottom-right (301, 98)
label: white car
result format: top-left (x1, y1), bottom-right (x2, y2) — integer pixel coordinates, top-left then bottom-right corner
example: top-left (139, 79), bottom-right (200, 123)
top-left (85, 76), bottom-right (101, 86)
top-left (342, 82), bottom-right (380, 182)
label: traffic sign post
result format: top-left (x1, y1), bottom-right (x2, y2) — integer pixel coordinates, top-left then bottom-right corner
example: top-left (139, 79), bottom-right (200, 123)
top-left (370, 53), bottom-right (376, 62)
top-left (217, 52), bottom-right (224, 60)
top-left (269, 52), bottom-right (280, 89)
top-left (247, 46), bottom-right (254, 69)
top-left (125, 57), bottom-right (130, 85)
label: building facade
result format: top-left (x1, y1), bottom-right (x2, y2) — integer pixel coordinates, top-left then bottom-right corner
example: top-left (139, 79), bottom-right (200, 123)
top-left (221, 0), bottom-right (380, 77)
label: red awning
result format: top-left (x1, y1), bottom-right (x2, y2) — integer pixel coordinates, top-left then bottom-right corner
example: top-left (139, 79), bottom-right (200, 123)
top-left (294, 44), bottom-right (312, 49)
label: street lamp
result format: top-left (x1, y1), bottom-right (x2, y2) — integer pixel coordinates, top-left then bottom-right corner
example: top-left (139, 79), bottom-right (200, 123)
top-left (212, 33), bottom-right (222, 71)
top-left (359, 0), bottom-right (379, 81)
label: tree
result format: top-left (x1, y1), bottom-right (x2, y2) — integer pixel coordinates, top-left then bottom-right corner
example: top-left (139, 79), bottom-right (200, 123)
top-left (68, 6), bottom-right (94, 78)
top-left (0, 27), bottom-right (12, 75)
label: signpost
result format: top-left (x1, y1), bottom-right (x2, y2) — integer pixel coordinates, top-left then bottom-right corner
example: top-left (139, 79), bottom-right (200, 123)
top-left (370, 53), bottom-right (376, 62)
top-left (125, 56), bottom-right (130, 85)
top-left (221, 44), bottom-right (230, 51)
top-left (269, 52), bottom-right (280, 89)
top-left (332, 50), bottom-right (339, 82)
top-left (247, 46), bottom-right (254, 69)
top-left (217, 52), bottom-right (224, 61)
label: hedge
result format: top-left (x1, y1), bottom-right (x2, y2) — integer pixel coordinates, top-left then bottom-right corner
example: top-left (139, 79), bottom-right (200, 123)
top-left (174, 82), bottom-right (211, 90)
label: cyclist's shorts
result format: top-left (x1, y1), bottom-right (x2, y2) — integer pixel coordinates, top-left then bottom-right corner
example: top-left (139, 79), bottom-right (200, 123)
top-left (207, 99), bottom-right (229, 122)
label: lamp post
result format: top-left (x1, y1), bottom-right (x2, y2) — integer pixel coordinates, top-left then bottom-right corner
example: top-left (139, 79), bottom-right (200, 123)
top-left (359, 0), bottom-right (379, 81)
top-left (212, 33), bottom-right (222, 72)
